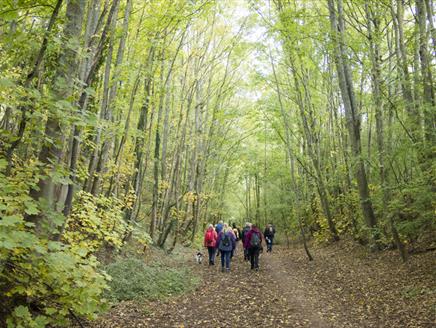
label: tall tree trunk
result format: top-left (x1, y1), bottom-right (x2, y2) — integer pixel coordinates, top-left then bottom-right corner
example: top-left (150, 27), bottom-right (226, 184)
top-left (29, 0), bottom-right (86, 226)
top-left (245, 175), bottom-right (249, 219)
top-left (124, 42), bottom-right (156, 222)
top-left (90, 0), bottom-right (132, 195)
top-left (365, 1), bottom-right (388, 217)
top-left (254, 173), bottom-right (261, 224)
top-left (150, 47), bottom-right (167, 239)
top-left (416, 0), bottom-right (435, 144)
top-left (107, 71), bottom-right (141, 196)
top-left (328, 0), bottom-right (378, 236)
top-left (5, 0), bottom-right (64, 174)
top-left (366, 2), bottom-right (407, 257)
top-left (293, 56), bottom-right (339, 241)
top-left (85, 36), bottom-right (114, 194)
top-left (424, 0), bottom-right (436, 51)
top-left (63, 0), bottom-right (120, 217)
top-left (269, 46), bottom-right (314, 259)
top-left (391, 0), bottom-right (420, 141)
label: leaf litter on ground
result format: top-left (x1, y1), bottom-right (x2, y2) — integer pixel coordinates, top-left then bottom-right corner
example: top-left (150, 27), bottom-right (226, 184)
top-left (86, 240), bottom-right (435, 327)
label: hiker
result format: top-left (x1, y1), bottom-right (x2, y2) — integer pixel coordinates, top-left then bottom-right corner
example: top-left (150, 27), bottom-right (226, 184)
top-left (241, 222), bottom-right (251, 261)
top-left (215, 220), bottom-right (224, 234)
top-left (215, 220), bottom-right (224, 257)
top-left (230, 223), bottom-right (239, 259)
top-left (232, 223), bottom-right (240, 241)
top-left (244, 223), bottom-right (263, 271)
top-left (216, 225), bottom-right (236, 272)
top-left (264, 223), bottom-right (275, 253)
top-left (204, 224), bottom-right (217, 265)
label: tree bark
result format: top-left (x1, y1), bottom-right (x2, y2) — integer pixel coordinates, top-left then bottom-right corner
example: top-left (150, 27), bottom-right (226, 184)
top-left (126, 46), bottom-right (155, 221)
top-left (90, 0), bottom-right (132, 195)
top-left (150, 45), bottom-right (168, 239)
top-left (63, 0), bottom-right (120, 217)
top-left (416, 0), bottom-right (435, 144)
top-left (328, 0), bottom-right (378, 234)
top-left (5, 0), bottom-right (64, 174)
top-left (29, 0), bottom-right (86, 226)
top-left (365, 0), bottom-right (388, 216)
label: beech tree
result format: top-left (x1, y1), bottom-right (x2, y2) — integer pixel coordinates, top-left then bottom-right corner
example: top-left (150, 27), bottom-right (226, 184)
top-left (0, 0), bottom-right (434, 325)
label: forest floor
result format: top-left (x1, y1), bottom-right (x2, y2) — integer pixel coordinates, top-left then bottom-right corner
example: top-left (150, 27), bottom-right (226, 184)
top-left (89, 239), bottom-right (435, 328)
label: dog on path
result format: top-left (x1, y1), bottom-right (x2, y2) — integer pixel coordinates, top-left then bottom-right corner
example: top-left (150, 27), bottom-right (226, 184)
top-left (195, 251), bottom-right (203, 264)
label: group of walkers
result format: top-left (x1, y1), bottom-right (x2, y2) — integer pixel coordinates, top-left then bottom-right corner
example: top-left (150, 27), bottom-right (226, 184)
top-left (203, 221), bottom-right (275, 272)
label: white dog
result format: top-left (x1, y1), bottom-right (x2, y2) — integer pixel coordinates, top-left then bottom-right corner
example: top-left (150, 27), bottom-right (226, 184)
top-left (195, 252), bottom-right (203, 264)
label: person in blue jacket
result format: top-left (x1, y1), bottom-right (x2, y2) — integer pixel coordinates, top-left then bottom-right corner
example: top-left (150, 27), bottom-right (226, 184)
top-left (215, 225), bottom-right (236, 272)
top-left (214, 220), bottom-right (224, 257)
top-left (215, 220), bottom-right (224, 234)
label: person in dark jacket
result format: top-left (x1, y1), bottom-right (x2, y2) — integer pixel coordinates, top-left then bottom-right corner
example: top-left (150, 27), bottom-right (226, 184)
top-left (241, 222), bottom-right (251, 261)
top-left (215, 225), bottom-right (236, 272)
top-left (243, 224), bottom-right (263, 271)
top-left (264, 223), bottom-right (275, 253)
top-left (215, 220), bottom-right (224, 257)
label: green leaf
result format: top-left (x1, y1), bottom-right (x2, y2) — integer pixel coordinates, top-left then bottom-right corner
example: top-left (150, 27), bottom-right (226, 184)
top-left (13, 305), bottom-right (30, 318)
top-left (0, 215), bottom-right (23, 226)
top-left (45, 307), bottom-right (57, 315)
top-left (47, 241), bottom-right (63, 251)
top-left (55, 99), bottom-right (74, 111)
top-left (75, 247), bottom-right (88, 257)
top-left (0, 158), bottom-right (7, 170)
top-left (50, 212), bottom-right (65, 227)
top-left (24, 202), bottom-right (39, 215)
top-left (34, 315), bottom-right (49, 327)
top-left (11, 285), bottom-right (27, 295)
top-left (0, 78), bottom-right (15, 89)
top-left (52, 171), bottom-right (72, 185)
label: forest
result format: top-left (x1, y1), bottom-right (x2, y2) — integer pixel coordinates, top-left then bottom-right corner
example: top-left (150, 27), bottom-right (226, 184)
top-left (0, 0), bottom-right (434, 327)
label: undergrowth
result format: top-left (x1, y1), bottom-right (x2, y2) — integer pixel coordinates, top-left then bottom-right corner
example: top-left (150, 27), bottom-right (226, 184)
top-left (104, 257), bottom-right (200, 302)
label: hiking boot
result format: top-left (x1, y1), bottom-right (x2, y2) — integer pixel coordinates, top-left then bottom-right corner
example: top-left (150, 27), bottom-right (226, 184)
top-left (221, 267), bottom-right (225, 273)
top-left (226, 268), bottom-right (230, 273)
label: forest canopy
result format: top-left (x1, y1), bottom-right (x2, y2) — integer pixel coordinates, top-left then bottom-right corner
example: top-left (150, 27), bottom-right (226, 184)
top-left (0, 0), bottom-right (434, 326)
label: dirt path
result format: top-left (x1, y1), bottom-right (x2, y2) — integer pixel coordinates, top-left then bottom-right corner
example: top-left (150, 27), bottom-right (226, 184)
top-left (93, 246), bottom-right (335, 327)
top-left (145, 247), bottom-right (332, 327)
top-left (91, 242), bottom-right (435, 328)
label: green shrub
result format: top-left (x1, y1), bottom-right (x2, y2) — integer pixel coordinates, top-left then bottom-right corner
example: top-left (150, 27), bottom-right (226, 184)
top-left (104, 258), bottom-right (200, 302)
top-left (0, 160), bottom-right (109, 327)
top-left (63, 191), bottom-right (131, 254)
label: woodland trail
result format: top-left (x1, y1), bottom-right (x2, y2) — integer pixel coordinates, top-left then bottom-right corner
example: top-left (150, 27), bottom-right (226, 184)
top-left (145, 247), bottom-right (331, 327)
top-left (91, 241), bottom-right (435, 328)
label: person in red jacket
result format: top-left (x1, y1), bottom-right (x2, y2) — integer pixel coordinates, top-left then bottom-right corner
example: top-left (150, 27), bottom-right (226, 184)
top-left (204, 224), bottom-right (218, 265)
top-left (243, 224), bottom-right (264, 271)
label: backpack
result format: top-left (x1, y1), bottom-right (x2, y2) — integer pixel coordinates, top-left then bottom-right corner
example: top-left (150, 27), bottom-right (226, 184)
top-left (205, 230), bottom-right (215, 246)
top-left (250, 232), bottom-right (261, 248)
top-left (242, 226), bottom-right (250, 241)
top-left (220, 233), bottom-right (230, 248)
